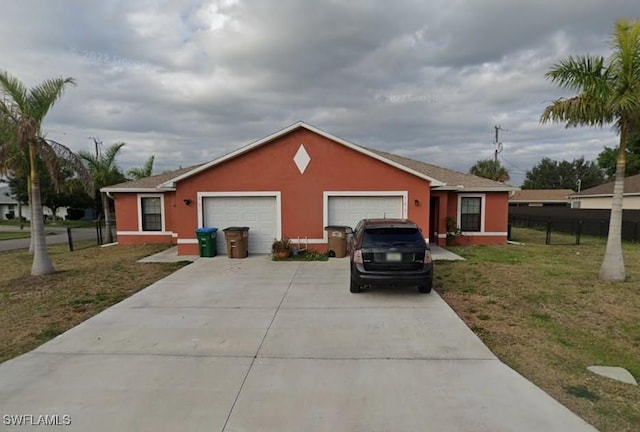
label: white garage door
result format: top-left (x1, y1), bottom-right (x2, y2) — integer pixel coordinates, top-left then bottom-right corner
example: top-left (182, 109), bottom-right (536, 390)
top-left (203, 196), bottom-right (277, 254)
top-left (327, 196), bottom-right (404, 229)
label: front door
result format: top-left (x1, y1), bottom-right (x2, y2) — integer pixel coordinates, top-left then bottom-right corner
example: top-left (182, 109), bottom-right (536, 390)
top-left (429, 197), bottom-right (439, 245)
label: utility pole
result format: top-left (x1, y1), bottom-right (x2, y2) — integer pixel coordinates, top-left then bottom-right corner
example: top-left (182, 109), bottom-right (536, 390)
top-left (494, 125), bottom-right (506, 164)
top-left (90, 137), bottom-right (102, 158)
top-left (493, 125), bottom-right (506, 179)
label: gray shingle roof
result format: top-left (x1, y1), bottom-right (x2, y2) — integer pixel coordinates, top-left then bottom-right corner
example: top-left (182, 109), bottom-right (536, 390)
top-left (102, 164), bottom-right (204, 191)
top-left (510, 189), bottom-right (574, 202)
top-left (363, 147), bottom-right (516, 191)
top-left (572, 173), bottom-right (640, 196)
top-left (102, 123), bottom-right (517, 192)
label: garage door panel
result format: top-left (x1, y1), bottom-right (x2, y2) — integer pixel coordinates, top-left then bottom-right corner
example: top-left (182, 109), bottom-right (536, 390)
top-left (203, 196), bottom-right (277, 254)
top-left (328, 196), bottom-right (403, 229)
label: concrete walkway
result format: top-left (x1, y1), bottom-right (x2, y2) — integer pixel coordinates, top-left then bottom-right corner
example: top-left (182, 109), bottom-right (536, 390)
top-left (136, 244), bottom-right (464, 263)
top-left (0, 256), bottom-right (597, 431)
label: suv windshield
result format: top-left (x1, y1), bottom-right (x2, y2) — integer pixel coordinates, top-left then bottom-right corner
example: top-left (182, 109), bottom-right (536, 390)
top-left (361, 227), bottom-right (424, 247)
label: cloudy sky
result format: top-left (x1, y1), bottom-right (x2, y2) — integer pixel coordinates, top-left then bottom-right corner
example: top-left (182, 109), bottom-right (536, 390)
top-left (1, 1), bottom-right (637, 186)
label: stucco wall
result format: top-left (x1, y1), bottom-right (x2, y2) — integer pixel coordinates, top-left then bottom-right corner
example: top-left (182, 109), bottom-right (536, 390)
top-left (173, 128), bottom-right (432, 254)
top-left (112, 127), bottom-right (511, 252)
top-left (575, 195), bottom-right (640, 210)
top-left (114, 191), bottom-right (175, 245)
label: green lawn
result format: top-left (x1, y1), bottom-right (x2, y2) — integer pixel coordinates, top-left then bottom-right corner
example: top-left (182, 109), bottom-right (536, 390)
top-left (0, 231), bottom-right (30, 240)
top-left (0, 242), bottom-right (188, 364)
top-left (437, 228), bottom-right (640, 432)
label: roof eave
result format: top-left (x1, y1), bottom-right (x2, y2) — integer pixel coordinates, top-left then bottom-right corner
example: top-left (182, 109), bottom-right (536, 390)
top-left (510, 200), bottom-right (569, 203)
top-left (462, 187), bottom-right (520, 192)
top-left (100, 187), bottom-right (176, 193)
top-left (433, 186), bottom-right (518, 192)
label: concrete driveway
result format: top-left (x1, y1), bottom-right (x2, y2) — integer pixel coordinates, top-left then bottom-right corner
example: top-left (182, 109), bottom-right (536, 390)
top-left (0, 256), bottom-right (597, 431)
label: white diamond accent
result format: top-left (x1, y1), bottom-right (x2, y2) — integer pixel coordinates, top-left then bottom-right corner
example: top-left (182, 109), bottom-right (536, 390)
top-left (293, 144), bottom-right (311, 174)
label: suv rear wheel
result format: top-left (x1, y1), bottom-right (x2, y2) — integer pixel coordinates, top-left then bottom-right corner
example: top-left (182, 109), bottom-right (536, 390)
top-left (418, 282), bottom-right (432, 293)
top-left (350, 279), bottom-right (362, 293)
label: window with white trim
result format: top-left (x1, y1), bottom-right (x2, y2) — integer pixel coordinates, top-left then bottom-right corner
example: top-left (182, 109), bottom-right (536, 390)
top-left (460, 197), bottom-right (482, 232)
top-left (141, 197), bottom-right (162, 231)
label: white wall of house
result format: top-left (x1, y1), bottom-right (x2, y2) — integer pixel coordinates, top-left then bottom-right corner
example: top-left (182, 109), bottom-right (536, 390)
top-left (0, 203), bottom-right (24, 220)
top-left (0, 203), bottom-right (69, 221)
top-left (572, 195), bottom-right (640, 210)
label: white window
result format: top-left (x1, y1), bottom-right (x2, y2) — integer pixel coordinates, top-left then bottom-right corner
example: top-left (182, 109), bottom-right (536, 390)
top-left (140, 197), bottom-right (162, 231)
top-left (460, 195), bottom-right (484, 232)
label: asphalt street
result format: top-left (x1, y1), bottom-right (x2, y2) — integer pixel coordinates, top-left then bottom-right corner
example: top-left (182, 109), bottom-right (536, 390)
top-left (0, 226), bottom-right (98, 252)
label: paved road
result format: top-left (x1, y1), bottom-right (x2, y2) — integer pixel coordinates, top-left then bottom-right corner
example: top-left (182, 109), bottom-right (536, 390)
top-left (0, 256), bottom-right (598, 431)
top-left (0, 227), bottom-right (98, 252)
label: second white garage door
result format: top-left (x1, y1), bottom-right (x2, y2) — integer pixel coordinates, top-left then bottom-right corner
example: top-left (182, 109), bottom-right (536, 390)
top-left (327, 196), bottom-right (404, 230)
top-left (202, 196), bottom-right (277, 254)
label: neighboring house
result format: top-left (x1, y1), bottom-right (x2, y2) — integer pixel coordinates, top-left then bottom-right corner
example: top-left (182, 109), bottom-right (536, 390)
top-left (509, 189), bottom-right (573, 207)
top-left (102, 122), bottom-right (517, 255)
top-left (0, 185), bottom-right (69, 221)
top-left (0, 185), bottom-right (22, 220)
top-left (570, 173), bottom-right (640, 209)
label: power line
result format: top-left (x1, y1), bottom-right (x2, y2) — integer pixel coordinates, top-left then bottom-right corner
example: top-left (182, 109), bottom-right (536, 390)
top-left (499, 154), bottom-right (528, 174)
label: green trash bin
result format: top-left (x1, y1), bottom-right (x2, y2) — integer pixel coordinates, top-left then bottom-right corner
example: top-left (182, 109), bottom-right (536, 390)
top-left (196, 227), bottom-right (218, 257)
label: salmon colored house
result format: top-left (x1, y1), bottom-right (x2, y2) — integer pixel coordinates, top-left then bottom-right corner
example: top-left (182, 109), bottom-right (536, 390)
top-left (102, 122), bottom-right (516, 255)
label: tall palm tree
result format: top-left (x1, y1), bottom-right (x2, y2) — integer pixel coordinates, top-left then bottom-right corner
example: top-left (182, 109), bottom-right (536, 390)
top-left (541, 19), bottom-right (640, 282)
top-left (79, 142), bottom-right (127, 244)
top-left (0, 71), bottom-right (78, 275)
top-left (469, 159), bottom-right (510, 182)
top-left (127, 155), bottom-right (155, 179)
top-left (1, 117), bottom-right (90, 253)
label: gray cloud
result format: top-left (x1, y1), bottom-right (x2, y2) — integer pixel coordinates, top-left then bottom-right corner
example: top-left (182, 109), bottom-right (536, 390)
top-left (1, 0), bottom-right (637, 185)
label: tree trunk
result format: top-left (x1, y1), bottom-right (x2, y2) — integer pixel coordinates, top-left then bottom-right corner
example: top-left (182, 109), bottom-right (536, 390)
top-left (28, 178), bottom-right (34, 255)
top-left (102, 192), bottom-right (114, 244)
top-left (49, 206), bottom-right (58, 222)
top-left (599, 123), bottom-right (627, 282)
top-left (29, 143), bottom-right (55, 276)
top-left (18, 202), bottom-right (23, 230)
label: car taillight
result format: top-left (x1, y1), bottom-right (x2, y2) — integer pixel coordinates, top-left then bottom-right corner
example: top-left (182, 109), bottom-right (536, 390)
top-left (424, 249), bottom-right (432, 264)
top-left (353, 250), bottom-right (363, 263)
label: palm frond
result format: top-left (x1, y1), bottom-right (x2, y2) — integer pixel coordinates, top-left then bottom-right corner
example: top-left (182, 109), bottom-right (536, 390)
top-left (45, 139), bottom-right (94, 193)
top-left (545, 55), bottom-right (612, 99)
top-left (540, 95), bottom-right (615, 127)
top-left (79, 142), bottom-right (127, 188)
top-left (36, 141), bottom-right (64, 191)
top-left (27, 77), bottom-right (76, 122)
top-left (103, 142), bottom-right (126, 169)
top-left (0, 70), bottom-right (28, 114)
top-left (607, 20), bottom-right (640, 116)
top-left (127, 155), bottom-right (155, 179)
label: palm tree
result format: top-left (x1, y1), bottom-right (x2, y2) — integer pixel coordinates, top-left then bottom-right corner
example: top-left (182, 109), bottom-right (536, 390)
top-left (1, 116), bottom-right (90, 253)
top-left (541, 19), bottom-right (640, 282)
top-left (79, 142), bottom-right (127, 244)
top-left (0, 71), bottom-right (78, 275)
top-left (127, 155), bottom-right (155, 179)
top-left (469, 159), bottom-right (510, 182)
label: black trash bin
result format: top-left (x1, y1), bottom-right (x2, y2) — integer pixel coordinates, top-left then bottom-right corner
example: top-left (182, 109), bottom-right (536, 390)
top-left (223, 227), bottom-right (250, 258)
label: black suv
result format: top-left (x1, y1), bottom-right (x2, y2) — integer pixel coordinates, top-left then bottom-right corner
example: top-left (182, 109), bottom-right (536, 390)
top-left (348, 219), bottom-right (433, 294)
